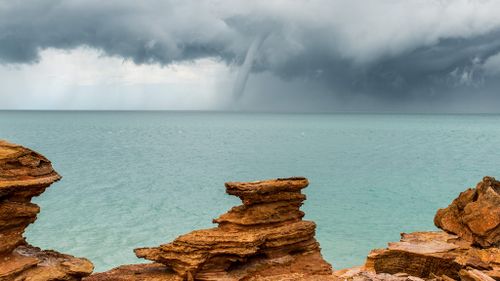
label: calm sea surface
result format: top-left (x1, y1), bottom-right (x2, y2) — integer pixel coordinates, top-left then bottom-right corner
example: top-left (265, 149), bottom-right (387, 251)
top-left (1, 111), bottom-right (499, 272)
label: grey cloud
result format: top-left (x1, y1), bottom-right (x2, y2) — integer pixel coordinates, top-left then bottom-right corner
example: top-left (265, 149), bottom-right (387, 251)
top-left (2, 0), bottom-right (500, 109)
top-left (483, 52), bottom-right (500, 76)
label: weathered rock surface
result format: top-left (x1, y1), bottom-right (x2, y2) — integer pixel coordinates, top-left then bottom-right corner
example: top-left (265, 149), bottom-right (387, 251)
top-left (86, 264), bottom-right (339, 281)
top-left (364, 231), bottom-right (499, 280)
top-left (334, 266), bottom-right (428, 281)
top-left (90, 177), bottom-right (333, 281)
top-left (83, 264), bottom-right (176, 281)
top-left (5, 139), bottom-right (499, 281)
top-left (355, 177), bottom-right (500, 281)
top-left (0, 140), bottom-right (93, 280)
top-left (435, 176), bottom-right (500, 248)
top-left (459, 268), bottom-right (496, 281)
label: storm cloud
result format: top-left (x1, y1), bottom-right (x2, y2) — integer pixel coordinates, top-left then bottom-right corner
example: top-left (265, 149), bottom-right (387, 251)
top-left (2, 0), bottom-right (500, 110)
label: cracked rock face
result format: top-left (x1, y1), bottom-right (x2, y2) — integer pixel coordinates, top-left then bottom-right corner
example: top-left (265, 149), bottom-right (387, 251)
top-left (364, 231), bottom-right (500, 280)
top-left (434, 176), bottom-right (500, 248)
top-left (361, 177), bottom-right (500, 281)
top-left (134, 177), bottom-right (334, 281)
top-left (0, 140), bottom-right (93, 281)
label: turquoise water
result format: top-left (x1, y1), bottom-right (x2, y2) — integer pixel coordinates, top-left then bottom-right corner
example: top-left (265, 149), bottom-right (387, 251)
top-left (1, 111), bottom-right (499, 272)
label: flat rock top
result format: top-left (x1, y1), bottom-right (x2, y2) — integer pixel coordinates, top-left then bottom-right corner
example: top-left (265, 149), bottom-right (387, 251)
top-left (225, 177), bottom-right (309, 195)
top-left (387, 240), bottom-right (459, 255)
top-left (83, 264), bottom-right (177, 281)
top-left (0, 140), bottom-right (61, 189)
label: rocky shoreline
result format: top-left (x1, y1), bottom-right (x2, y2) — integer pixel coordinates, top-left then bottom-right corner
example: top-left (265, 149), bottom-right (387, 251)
top-left (0, 140), bottom-right (498, 281)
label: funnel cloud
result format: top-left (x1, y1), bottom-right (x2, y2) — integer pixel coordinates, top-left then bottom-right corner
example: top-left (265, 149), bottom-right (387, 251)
top-left (233, 33), bottom-right (269, 99)
top-left (2, 1), bottom-right (500, 111)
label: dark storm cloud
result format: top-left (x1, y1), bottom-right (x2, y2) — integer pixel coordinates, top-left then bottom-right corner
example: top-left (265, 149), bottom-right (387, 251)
top-left (2, 0), bottom-right (500, 106)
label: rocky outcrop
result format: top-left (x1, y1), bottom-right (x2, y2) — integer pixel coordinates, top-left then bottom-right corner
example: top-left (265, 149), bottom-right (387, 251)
top-left (435, 176), bottom-right (500, 248)
top-left (4, 139), bottom-right (499, 281)
top-left (134, 177), bottom-right (333, 280)
top-left (364, 231), bottom-right (499, 280)
top-left (335, 266), bottom-right (429, 281)
top-left (0, 140), bottom-right (93, 280)
top-left (354, 177), bottom-right (500, 281)
top-left (83, 263), bottom-right (176, 281)
top-left (86, 264), bottom-right (338, 281)
top-left (86, 176), bottom-right (500, 281)
top-left (87, 177), bottom-right (334, 281)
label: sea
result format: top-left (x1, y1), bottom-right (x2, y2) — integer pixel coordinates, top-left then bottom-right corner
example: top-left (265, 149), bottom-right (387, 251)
top-left (1, 111), bottom-right (499, 272)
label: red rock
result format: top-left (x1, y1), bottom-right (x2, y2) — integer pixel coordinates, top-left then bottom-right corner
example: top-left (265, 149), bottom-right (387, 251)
top-left (128, 177), bottom-right (334, 280)
top-left (459, 268), bottom-right (496, 281)
top-left (363, 231), bottom-right (500, 280)
top-left (435, 177), bottom-right (500, 248)
top-left (83, 263), bottom-right (177, 281)
top-left (6, 139), bottom-right (499, 281)
top-left (332, 177), bottom-right (500, 281)
top-left (0, 140), bottom-right (93, 280)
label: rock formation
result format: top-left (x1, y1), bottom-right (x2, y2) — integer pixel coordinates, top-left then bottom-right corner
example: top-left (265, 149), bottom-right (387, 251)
top-left (83, 263), bottom-right (176, 281)
top-left (4, 139), bottom-right (499, 281)
top-left (364, 231), bottom-right (499, 280)
top-left (355, 177), bottom-right (500, 281)
top-left (86, 176), bottom-right (500, 281)
top-left (0, 140), bottom-right (93, 280)
top-left (134, 177), bottom-right (333, 280)
top-left (87, 177), bottom-right (335, 281)
top-left (435, 176), bottom-right (500, 248)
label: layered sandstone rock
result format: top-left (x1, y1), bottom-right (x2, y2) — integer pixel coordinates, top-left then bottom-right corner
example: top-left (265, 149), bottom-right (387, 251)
top-left (334, 266), bottom-right (427, 281)
top-left (83, 263), bottom-right (176, 281)
top-left (364, 231), bottom-right (499, 280)
top-left (356, 177), bottom-right (500, 281)
top-left (86, 265), bottom-right (338, 281)
top-left (435, 176), bottom-right (500, 248)
top-left (133, 177), bottom-right (333, 281)
top-left (0, 140), bottom-right (93, 280)
top-left (88, 176), bottom-right (500, 281)
top-left (6, 138), bottom-right (496, 281)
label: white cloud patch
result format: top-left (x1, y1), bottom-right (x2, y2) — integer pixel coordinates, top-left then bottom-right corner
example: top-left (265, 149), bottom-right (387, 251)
top-left (0, 48), bottom-right (233, 109)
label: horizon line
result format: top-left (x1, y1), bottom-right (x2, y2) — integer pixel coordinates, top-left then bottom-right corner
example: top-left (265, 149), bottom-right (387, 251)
top-left (1, 109), bottom-right (500, 115)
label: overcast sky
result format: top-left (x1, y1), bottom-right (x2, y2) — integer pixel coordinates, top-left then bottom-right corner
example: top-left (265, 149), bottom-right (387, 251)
top-left (2, 0), bottom-right (500, 111)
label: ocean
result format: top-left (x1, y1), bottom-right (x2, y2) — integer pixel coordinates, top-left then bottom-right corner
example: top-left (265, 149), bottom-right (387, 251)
top-left (1, 111), bottom-right (499, 272)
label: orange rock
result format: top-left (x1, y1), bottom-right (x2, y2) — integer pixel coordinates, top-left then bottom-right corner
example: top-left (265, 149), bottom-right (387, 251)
top-left (133, 177), bottom-right (333, 280)
top-left (7, 139), bottom-right (499, 281)
top-left (332, 177), bottom-right (500, 281)
top-left (459, 268), bottom-right (496, 281)
top-left (435, 177), bottom-right (500, 248)
top-left (364, 231), bottom-right (499, 280)
top-left (1, 246), bottom-right (94, 281)
top-left (83, 263), bottom-right (178, 281)
top-left (0, 140), bottom-right (93, 281)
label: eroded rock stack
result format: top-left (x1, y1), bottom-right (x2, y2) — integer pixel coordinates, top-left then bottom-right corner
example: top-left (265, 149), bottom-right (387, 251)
top-left (435, 176), bottom-right (500, 248)
top-left (359, 177), bottom-right (500, 281)
top-left (133, 177), bottom-right (333, 281)
top-left (0, 140), bottom-right (93, 280)
top-left (6, 137), bottom-right (497, 281)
